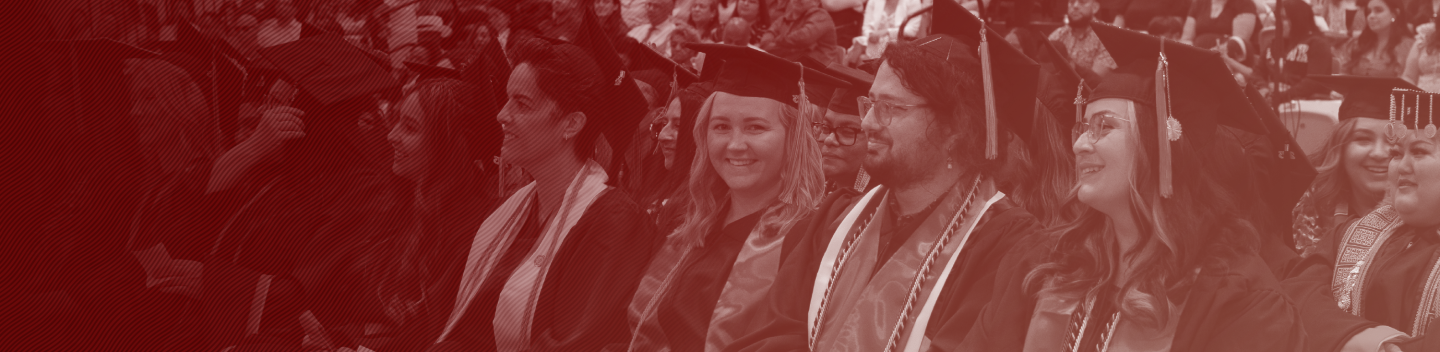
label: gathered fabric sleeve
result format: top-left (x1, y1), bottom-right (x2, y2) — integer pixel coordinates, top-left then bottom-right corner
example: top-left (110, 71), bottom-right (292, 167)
top-left (720, 194), bottom-right (848, 352)
top-left (1280, 222), bottom-right (1379, 352)
top-left (950, 229), bottom-right (1056, 352)
top-left (530, 189), bottom-right (662, 352)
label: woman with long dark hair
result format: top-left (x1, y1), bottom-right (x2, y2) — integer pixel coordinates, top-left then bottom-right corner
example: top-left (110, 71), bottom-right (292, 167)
top-left (961, 27), bottom-right (1304, 351)
top-left (305, 78), bottom-right (503, 350)
top-left (1291, 76), bottom-right (1418, 258)
top-left (415, 36), bottom-right (658, 352)
top-left (1245, 0), bottom-right (1334, 103)
top-left (1338, 0), bottom-right (1415, 77)
top-left (1284, 88), bottom-right (1440, 352)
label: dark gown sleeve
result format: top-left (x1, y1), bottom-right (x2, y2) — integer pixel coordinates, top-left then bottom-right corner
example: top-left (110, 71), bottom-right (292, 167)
top-left (1281, 218), bottom-right (1380, 352)
top-left (952, 223), bottom-right (1058, 352)
top-left (1174, 255), bottom-right (1304, 352)
top-left (925, 204), bottom-right (1040, 352)
top-left (529, 189), bottom-right (662, 352)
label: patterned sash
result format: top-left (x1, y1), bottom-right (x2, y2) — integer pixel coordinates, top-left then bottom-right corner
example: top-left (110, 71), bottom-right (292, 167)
top-left (1331, 204), bottom-right (1440, 336)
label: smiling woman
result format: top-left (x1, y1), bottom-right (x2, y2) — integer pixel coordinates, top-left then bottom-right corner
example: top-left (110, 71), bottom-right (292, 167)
top-left (1292, 76), bottom-right (1422, 257)
top-left (622, 43), bottom-right (845, 352)
top-left (1284, 89), bottom-right (1440, 351)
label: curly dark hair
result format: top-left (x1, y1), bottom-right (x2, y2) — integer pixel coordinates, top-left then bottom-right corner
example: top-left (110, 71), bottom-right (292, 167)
top-left (878, 38), bottom-right (1014, 177)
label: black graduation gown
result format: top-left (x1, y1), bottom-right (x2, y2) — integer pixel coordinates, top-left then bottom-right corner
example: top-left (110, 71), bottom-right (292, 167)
top-left (960, 234), bottom-right (1306, 352)
top-left (652, 209), bottom-right (764, 351)
top-left (1284, 224), bottom-right (1440, 352)
top-left (388, 188), bottom-right (661, 352)
top-left (722, 191), bottom-right (1039, 352)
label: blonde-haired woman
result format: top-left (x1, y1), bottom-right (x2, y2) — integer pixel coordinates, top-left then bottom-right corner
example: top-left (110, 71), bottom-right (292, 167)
top-left (620, 44), bottom-right (843, 352)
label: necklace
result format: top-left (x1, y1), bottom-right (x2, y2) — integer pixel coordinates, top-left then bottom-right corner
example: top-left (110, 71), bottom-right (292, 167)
top-left (1064, 294), bottom-right (1122, 352)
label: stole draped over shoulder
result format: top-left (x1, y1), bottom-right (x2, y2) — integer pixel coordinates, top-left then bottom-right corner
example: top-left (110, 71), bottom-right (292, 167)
top-left (428, 160), bottom-right (660, 352)
top-left (724, 177), bottom-right (1042, 352)
top-left (1285, 205), bottom-right (1440, 351)
top-left (624, 199), bottom-right (796, 352)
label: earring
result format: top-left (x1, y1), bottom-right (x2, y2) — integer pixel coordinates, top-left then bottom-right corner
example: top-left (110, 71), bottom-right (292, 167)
top-left (947, 156), bottom-right (953, 169)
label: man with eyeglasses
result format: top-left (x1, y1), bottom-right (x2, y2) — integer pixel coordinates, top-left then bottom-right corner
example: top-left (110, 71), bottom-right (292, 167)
top-left (721, 1), bottom-right (1044, 351)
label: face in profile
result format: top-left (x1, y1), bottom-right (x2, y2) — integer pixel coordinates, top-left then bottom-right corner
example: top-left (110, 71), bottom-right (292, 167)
top-left (1393, 132), bottom-right (1440, 227)
top-left (706, 92), bottom-right (788, 195)
top-left (1073, 98), bottom-right (1138, 214)
top-left (388, 93), bottom-right (432, 183)
top-left (1345, 117), bottom-right (1395, 200)
top-left (498, 63), bottom-right (574, 168)
top-left (657, 97), bottom-right (685, 170)
top-left (861, 62), bottom-right (944, 186)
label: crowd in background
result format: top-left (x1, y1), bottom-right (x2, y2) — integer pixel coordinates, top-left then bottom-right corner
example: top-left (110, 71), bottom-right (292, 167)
top-left (12, 0), bottom-right (1440, 351)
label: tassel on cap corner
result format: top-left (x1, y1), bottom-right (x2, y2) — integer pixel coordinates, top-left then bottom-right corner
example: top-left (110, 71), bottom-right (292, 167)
top-left (1075, 79), bottom-right (1087, 140)
top-left (980, 26), bottom-right (999, 160)
top-left (1155, 46), bottom-right (1175, 198)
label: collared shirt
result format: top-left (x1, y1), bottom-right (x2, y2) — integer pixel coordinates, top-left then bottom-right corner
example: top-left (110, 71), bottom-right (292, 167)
top-left (1048, 25), bottom-right (1117, 75)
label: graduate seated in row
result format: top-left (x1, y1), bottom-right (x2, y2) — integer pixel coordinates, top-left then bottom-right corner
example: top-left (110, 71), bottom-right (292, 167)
top-left (1292, 76), bottom-right (1423, 258)
top-left (960, 24), bottom-right (1306, 352)
top-left (621, 43), bottom-right (846, 352)
top-left (1284, 88), bottom-right (1440, 352)
top-left (724, 1), bottom-right (1048, 350)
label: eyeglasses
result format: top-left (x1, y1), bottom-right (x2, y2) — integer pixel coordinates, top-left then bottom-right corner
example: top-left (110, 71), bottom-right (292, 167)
top-left (812, 123), bottom-right (863, 146)
top-left (1072, 112), bottom-right (1131, 143)
top-left (857, 96), bottom-right (927, 127)
top-left (649, 107), bottom-right (671, 140)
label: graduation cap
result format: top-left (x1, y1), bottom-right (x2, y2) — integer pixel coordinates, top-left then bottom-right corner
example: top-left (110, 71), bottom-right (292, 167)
top-left (1034, 39), bottom-right (1086, 143)
top-left (811, 63), bottom-right (875, 116)
top-left (928, 0), bottom-right (1040, 159)
top-left (686, 43), bottom-right (851, 110)
top-left (256, 34), bottom-right (399, 112)
top-left (1389, 88), bottom-right (1440, 139)
top-left (625, 39), bottom-right (701, 101)
top-left (1309, 75), bottom-right (1423, 120)
top-left (1089, 24), bottom-right (1268, 197)
top-left (560, 8), bottom-right (652, 170)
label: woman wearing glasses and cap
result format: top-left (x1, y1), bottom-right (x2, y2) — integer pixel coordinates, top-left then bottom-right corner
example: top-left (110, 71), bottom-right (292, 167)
top-left (620, 43), bottom-right (842, 352)
top-left (960, 26), bottom-right (1304, 352)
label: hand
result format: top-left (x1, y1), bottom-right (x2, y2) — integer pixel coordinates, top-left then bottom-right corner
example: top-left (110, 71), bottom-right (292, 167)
top-left (154, 259), bottom-right (203, 300)
top-left (244, 105), bottom-right (307, 160)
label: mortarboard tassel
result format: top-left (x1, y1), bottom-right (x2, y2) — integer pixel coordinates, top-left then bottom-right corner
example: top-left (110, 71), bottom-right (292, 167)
top-left (1155, 48), bottom-right (1174, 198)
top-left (980, 27), bottom-right (999, 160)
top-left (1075, 79), bottom-right (1086, 139)
top-left (1389, 90), bottom-right (1401, 143)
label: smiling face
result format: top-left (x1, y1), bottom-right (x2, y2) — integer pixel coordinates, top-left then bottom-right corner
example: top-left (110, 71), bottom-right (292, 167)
top-left (657, 97), bottom-right (685, 170)
top-left (706, 92), bottom-right (788, 197)
top-left (862, 62), bottom-right (947, 187)
top-left (1394, 133), bottom-right (1440, 227)
top-left (497, 63), bottom-right (575, 169)
top-left (1073, 98), bottom-right (1138, 216)
top-left (1345, 117), bottom-right (1395, 201)
top-left (388, 93), bottom-right (432, 184)
top-left (821, 109), bottom-right (867, 182)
